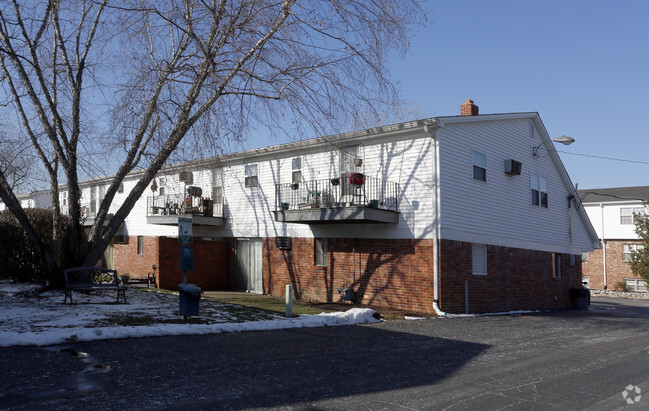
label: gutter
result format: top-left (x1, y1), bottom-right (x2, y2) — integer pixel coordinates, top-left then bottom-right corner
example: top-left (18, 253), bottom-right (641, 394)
top-left (424, 122), bottom-right (446, 317)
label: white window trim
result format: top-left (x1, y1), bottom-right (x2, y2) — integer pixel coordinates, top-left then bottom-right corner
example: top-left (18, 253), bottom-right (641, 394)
top-left (623, 244), bottom-right (644, 262)
top-left (472, 243), bottom-right (487, 275)
top-left (530, 172), bottom-right (548, 208)
top-left (315, 238), bottom-right (327, 267)
top-left (472, 150), bottom-right (487, 182)
top-left (620, 207), bottom-right (644, 225)
top-left (245, 164), bottom-right (259, 188)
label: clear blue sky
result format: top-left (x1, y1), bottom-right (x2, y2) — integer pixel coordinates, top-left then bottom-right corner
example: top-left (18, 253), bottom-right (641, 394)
top-left (389, 0), bottom-right (649, 190)
top-left (241, 1), bottom-right (649, 190)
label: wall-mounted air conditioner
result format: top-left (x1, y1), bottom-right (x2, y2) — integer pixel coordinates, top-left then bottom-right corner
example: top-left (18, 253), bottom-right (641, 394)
top-left (504, 159), bottom-right (522, 176)
top-left (179, 171), bottom-right (193, 184)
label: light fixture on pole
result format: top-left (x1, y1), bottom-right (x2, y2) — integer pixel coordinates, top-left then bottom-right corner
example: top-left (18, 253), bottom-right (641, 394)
top-left (533, 135), bottom-right (575, 157)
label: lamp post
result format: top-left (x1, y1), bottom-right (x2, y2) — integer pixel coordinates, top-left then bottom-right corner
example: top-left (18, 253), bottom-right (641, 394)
top-left (533, 135), bottom-right (575, 157)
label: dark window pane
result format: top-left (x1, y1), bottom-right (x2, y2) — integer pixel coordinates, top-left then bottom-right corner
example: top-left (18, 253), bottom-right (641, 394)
top-left (531, 189), bottom-right (539, 206)
top-left (473, 166), bottom-right (486, 181)
top-left (541, 192), bottom-right (548, 208)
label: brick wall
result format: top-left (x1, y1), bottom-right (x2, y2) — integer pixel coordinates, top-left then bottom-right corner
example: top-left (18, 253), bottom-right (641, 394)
top-left (439, 240), bottom-right (582, 313)
top-left (263, 238), bottom-right (435, 314)
top-left (113, 236), bottom-right (158, 281)
top-left (582, 240), bottom-right (643, 290)
top-left (157, 237), bottom-right (233, 291)
top-left (114, 236), bottom-right (233, 290)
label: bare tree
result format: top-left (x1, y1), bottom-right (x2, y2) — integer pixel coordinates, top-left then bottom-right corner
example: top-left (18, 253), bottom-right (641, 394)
top-left (0, 0), bottom-right (424, 280)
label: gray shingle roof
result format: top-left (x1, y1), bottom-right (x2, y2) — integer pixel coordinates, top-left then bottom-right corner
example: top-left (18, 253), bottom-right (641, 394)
top-left (577, 186), bottom-right (649, 203)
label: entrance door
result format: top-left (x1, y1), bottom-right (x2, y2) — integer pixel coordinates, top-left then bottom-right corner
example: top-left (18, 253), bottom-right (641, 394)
top-left (236, 238), bottom-right (262, 293)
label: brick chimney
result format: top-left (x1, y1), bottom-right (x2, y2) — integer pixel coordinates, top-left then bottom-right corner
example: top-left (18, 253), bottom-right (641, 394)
top-left (461, 99), bottom-right (479, 116)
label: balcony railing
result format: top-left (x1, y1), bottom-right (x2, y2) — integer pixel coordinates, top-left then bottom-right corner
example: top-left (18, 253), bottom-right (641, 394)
top-left (146, 193), bottom-right (223, 218)
top-left (275, 175), bottom-right (399, 212)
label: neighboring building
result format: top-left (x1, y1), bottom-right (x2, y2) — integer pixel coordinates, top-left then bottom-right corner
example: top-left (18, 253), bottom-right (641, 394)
top-left (1, 100), bottom-right (600, 314)
top-left (578, 186), bottom-right (649, 291)
top-left (0, 190), bottom-right (50, 212)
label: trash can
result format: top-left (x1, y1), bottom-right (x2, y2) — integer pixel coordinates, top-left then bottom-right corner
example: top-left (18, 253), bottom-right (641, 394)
top-left (178, 283), bottom-right (202, 317)
top-left (570, 287), bottom-right (590, 310)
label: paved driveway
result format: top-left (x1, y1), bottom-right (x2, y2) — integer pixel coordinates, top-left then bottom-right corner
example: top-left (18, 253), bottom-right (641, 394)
top-left (1, 296), bottom-right (649, 410)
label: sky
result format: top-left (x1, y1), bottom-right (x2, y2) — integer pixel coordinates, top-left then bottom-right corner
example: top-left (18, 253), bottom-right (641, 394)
top-left (392, 0), bottom-right (649, 190)
top-left (244, 0), bottom-right (649, 191)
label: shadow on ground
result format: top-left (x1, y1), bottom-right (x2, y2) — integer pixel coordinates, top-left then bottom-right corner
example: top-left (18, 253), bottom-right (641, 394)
top-left (0, 324), bottom-right (488, 409)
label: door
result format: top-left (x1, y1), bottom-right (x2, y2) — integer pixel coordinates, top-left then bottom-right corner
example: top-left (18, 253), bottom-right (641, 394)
top-left (236, 238), bottom-right (262, 293)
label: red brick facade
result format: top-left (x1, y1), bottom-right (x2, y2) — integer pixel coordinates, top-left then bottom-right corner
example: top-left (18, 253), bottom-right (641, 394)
top-left (113, 235), bottom-right (582, 314)
top-left (439, 240), bottom-right (581, 313)
top-left (113, 236), bottom-right (233, 290)
top-left (264, 238), bottom-right (435, 313)
top-left (582, 239), bottom-right (643, 290)
top-left (113, 236), bottom-right (158, 281)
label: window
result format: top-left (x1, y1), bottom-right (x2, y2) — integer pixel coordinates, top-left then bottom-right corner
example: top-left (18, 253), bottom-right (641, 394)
top-left (581, 251), bottom-right (589, 262)
top-left (245, 164), bottom-right (259, 188)
top-left (315, 238), bottom-right (327, 266)
top-left (472, 151), bottom-right (486, 182)
top-left (61, 191), bottom-right (68, 206)
top-left (292, 157), bottom-right (302, 184)
top-left (531, 173), bottom-right (548, 208)
top-left (623, 244), bottom-right (644, 262)
top-left (137, 236), bottom-right (144, 255)
top-left (625, 278), bottom-right (647, 292)
top-left (552, 253), bottom-right (561, 278)
top-left (159, 187), bottom-right (165, 196)
top-left (620, 207), bottom-right (645, 224)
top-left (582, 276), bottom-right (589, 288)
top-left (118, 183), bottom-right (124, 194)
top-left (472, 244), bottom-right (487, 275)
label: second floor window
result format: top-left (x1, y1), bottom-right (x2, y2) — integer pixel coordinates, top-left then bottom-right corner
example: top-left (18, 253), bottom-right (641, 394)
top-left (245, 164), bottom-right (259, 188)
top-left (620, 207), bottom-right (644, 224)
top-left (531, 173), bottom-right (548, 208)
top-left (472, 151), bottom-right (486, 182)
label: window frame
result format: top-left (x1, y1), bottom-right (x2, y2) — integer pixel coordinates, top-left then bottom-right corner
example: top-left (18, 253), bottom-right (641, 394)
top-left (315, 238), bottom-right (327, 267)
top-left (622, 243), bottom-right (644, 262)
top-left (245, 164), bottom-right (259, 188)
top-left (624, 278), bottom-right (648, 292)
top-left (472, 150), bottom-right (487, 182)
top-left (620, 207), bottom-right (644, 225)
top-left (552, 253), bottom-right (561, 278)
top-left (137, 236), bottom-right (144, 255)
top-left (530, 172), bottom-right (548, 208)
top-left (472, 243), bottom-right (487, 276)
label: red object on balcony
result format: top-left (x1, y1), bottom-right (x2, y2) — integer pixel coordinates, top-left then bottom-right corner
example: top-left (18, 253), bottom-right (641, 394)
top-left (349, 173), bottom-right (365, 185)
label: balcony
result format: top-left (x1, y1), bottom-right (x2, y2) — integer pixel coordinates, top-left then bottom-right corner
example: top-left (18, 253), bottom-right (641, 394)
top-left (273, 175), bottom-right (400, 224)
top-left (80, 202), bottom-right (118, 227)
top-left (146, 193), bottom-right (225, 227)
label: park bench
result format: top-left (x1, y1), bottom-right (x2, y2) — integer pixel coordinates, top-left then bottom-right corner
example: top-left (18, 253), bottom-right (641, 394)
top-left (64, 267), bottom-right (127, 304)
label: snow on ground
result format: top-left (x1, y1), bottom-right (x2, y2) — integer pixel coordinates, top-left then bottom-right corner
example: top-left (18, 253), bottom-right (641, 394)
top-left (0, 282), bottom-right (379, 348)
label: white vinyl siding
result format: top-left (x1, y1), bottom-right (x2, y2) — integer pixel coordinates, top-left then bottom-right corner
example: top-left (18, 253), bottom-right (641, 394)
top-left (438, 117), bottom-right (596, 254)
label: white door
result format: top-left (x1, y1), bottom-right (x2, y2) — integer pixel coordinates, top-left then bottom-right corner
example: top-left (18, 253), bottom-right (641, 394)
top-left (236, 238), bottom-right (262, 293)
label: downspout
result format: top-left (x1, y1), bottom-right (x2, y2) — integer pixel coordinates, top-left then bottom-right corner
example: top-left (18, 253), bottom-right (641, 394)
top-left (425, 122), bottom-right (446, 317)
top-left (600, 203), bottom-right (607, 289)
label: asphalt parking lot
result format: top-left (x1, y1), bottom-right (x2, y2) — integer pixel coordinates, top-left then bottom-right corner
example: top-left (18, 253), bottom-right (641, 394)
top-left (2, 296), bottom-right (649, 410)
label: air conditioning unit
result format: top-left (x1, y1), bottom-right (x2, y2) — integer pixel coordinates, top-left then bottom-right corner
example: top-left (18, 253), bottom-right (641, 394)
top-left (504, 159), bottom-right (522, 176)
top-left (179, 171), bottom-right (193, 184)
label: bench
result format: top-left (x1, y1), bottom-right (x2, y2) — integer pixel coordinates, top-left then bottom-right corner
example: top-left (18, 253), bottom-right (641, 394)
top-left (64, 267), bottom-right (128, 304)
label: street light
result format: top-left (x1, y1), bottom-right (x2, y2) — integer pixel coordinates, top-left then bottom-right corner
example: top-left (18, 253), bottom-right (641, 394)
top-left (533, 135), bottom-right (575, 157)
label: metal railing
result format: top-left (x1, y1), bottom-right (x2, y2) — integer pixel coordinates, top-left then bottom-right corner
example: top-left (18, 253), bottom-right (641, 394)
top-left (146, 193), bottom-right (223, 217)
top-left (275, 175), bottom-right (399, 212)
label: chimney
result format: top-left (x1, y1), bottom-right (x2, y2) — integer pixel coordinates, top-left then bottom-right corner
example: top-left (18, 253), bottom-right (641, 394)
top-left (461, 99), bottom-right (479, 116)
